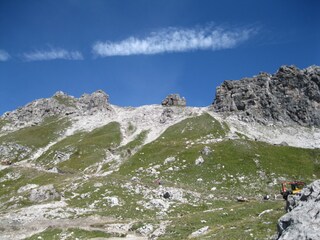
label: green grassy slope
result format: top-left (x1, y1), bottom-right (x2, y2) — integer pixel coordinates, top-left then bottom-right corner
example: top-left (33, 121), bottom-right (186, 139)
top-left (118, 114), bottom-right (319, 196)
top-left (0, 117), bottom-right (70, 163)
top-left (37, 122), bottom-right (121, 171)
top-left (1, 113), bottom-right (319, 239)
top-left (0, 117), bottom-right (70, 149)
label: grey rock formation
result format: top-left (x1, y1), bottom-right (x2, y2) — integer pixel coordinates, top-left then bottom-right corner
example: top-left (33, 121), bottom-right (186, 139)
top-left (213, 65), bottom-right (320, 127)
top-left (2, 90), bottom-right (113, 127)
top-left (79, 90), bottom-right (110, 113)
top-left (277, 180), bottom-right (320, 240)
top-left (200, 146), bottom-right (212, 156)
top-left (0, 143), bottom-right (32, 162)
top-left (159, 108), bottom-right (174, 123)
top-left (29, 184), bottom-right (60, 202)
top-left (161, 94), bottom-right (186, 107)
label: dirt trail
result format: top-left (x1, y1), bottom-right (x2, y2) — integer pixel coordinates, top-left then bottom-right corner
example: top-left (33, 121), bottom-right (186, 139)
top-left (0, 214), bottom-right (134, 240)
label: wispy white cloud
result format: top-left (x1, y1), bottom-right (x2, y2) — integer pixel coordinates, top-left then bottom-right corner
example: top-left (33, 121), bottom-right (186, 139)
top-left (0, 50), bottom-right (10, 61)
top-left (23, 48), bottom-right (84, 61)
top-left (92, 24), bottom-right (257, 57)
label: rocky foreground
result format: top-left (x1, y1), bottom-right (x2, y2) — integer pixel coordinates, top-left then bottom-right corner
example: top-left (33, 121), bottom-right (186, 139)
top-left (277, 180), bottom-right (320, 240)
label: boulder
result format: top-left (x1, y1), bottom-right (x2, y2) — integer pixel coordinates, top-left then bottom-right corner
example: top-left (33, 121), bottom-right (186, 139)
top-left (277, 180), bottom-right (320, 240)
top-left (195, 156), bottom-right (204, 165)
top-left (79, 90), bottom-right (110, 113)
top-left (200, 146), bottom-right (212, 156)
top-left (29, 184), bottom-right (60, 202)
top-left (190, 226), bottom-right (209, 238)
top-left (137, 224), bottom-right (154, 236)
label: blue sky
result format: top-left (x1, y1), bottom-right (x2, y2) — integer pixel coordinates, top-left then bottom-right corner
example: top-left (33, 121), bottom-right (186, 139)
top-left (0, 0), bottom-right (319, 114)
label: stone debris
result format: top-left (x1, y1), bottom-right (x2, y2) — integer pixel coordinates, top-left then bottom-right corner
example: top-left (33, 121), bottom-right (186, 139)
top-left (0, 171), bottom-right (21, 183)
top-left (277, 180), bottom-right (320, 240)
top-left (0, 143), bottom-right (32, 162)
top-left (190, 226), bottom-right (209, 238)
top-left (195, 156), bottom-right (204, 165)
top-left (200, 146), bottom-right (212, 156)
top-left (163, 156), bottom-right (176, 164)
top-left (258, 209), bottom-right (273, 218)
top-left (236, 196), bottom-right (249, 202)
top-left (150, 221), bottom-right (171, 239)
top-left (137, 224), bottom-right (154, 236)
top-left (105, 196), bottom-right (121, 207)
top-left (17, 184), bottom-right (39, 193)
top-left (160, 108), bottom-right (174, 123)
top-left (29, 184), bottom-right (60, 202)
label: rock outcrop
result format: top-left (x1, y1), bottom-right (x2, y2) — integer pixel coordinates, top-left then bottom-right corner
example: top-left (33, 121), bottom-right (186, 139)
top-left (2, 90), bottom-right (113, 127)
top-left (29, 184), bottom-right (60, 202)
top-left (277, 180), bottom-right (320, 240)
top-left (161, 94), bottom-right (186, 107)
top-left (213, 65), bottom-right (320, 127)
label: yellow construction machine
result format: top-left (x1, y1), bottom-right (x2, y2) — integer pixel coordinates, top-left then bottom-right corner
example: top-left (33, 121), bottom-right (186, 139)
top-left (280, 181), bottom-right (305, 200)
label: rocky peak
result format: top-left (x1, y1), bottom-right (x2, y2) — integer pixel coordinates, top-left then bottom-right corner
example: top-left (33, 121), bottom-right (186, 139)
top-left (79, 90), bottom-right (109, 112)
top-left (2, 90), bottom-right (112, 128)
top-left (161, 94), bottom-right (186, 107)
top-left (212, 65), bottom-right (320, 127)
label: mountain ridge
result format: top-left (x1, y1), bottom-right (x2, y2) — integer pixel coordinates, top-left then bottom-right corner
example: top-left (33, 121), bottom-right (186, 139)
top-left (213, 65), bottom-right (320, 127)
top-left (0, 65), bottom-right (319, 239)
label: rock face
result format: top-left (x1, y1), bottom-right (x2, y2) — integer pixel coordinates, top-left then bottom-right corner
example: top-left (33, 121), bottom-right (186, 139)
top-left (213, 65), bottom-right (320, 127)
top-left (277, 180), bottom-right (320, 240)
top-left (161, 94), bottom-right (186, 107)
top-left (2, 90), bottom-right (112, 127)
top-left (29, 184), bottom-right (60, 202)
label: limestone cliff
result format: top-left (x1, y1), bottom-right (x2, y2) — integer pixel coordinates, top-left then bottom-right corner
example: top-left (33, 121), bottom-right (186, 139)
top-left (213, 65), bottom-right (320, 127)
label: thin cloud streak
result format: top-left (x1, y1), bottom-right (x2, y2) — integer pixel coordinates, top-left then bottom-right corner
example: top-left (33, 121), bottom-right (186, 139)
top-left (0, 50), bottom-right (10, 61)
top-left (23, 48), bottom-right (84, 61)
top-left (92, 25), bottom-right (256, 57)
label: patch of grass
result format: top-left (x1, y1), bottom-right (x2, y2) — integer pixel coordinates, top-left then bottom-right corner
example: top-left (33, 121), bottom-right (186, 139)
top-left (252, 141), bottom-right (317, 179)
top-left (127, 122), bottom-right (136, 134)
top-left (160, 113), bottom-right (227, 141)
top-left (118, 114), bottom-right (226, 178)
top-left (222, 121), bottom-right (230, 132)
top-left (129, 221), bottom-right (145, 231)
top-left (118, 130), bottom-right (149, 156)
top-left (66, 175), bottom-right (156, 219)
top-left (53, 95), bottom-right (77, 108)
top-left (0, 118), bottom-right (10, 130)
top-left (0, 116), bottom-right (70, 149)
top-left (25, 227), bottom-right (112, 240)
top-left (0, 167), bottom-right (70, 210)
top-left (38, 122), bottom-right (121, 171)
top-left (235, 131), bottom-right (249, 140)
top-left (118, 114), bottom-right (319, 198)
top-left (68, 228), bottom-right (112, 239)
top-left (159, 200), bottom-right (283, 240)
top-left (25, 228), bottom-right (62, 240)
